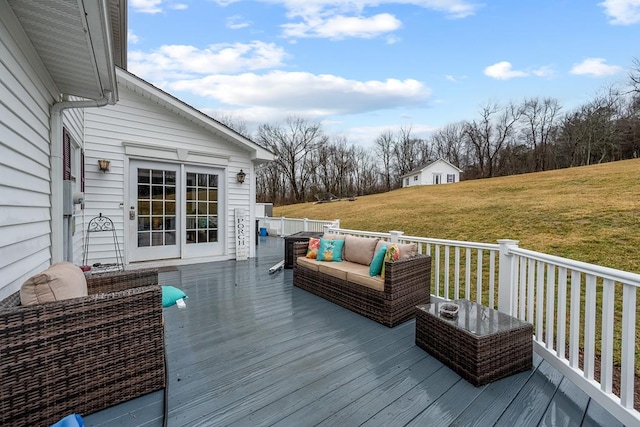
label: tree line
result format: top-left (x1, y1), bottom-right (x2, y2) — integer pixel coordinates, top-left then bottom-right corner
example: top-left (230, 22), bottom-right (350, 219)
top-left (220, 59), bottom-right (640, 206)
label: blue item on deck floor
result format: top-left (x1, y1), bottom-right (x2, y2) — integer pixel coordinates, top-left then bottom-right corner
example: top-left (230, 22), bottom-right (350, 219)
top-left (50, 414), bottom-right (84, 427)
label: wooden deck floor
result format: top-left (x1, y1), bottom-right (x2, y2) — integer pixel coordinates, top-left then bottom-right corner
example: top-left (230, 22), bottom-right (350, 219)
top-left (85, 237), bottom-right (623, 427)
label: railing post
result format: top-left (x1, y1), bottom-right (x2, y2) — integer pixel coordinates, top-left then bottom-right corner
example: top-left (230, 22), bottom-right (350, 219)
top-left (280, 217), bottom-right (285, 237)
top-left (497, 239), bottom-right (519, 315)
top-left (334, 219), bottom-right (340, 229)
top-left (390, 230), bottom-right (404, 243)
top-left (303, 218), bottom-right (308, 231)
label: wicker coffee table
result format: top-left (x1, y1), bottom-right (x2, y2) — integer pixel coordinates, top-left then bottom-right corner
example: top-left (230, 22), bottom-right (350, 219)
top-left (415, 299), bottom-right (532, 386)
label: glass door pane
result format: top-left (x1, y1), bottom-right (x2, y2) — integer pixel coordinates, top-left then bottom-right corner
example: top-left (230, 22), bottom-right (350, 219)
top-left (186, 172), bottom-right (218, 245)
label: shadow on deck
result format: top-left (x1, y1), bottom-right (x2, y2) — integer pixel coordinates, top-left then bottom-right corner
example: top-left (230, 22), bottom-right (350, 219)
top-left (85, 237), bottom-right (622, 427)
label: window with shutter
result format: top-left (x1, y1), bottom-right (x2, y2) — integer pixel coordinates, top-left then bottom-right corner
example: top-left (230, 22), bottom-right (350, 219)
top-left (81, 150), bottom-right (85, 192)
top-left (63, 128), bottom-right (71, 180)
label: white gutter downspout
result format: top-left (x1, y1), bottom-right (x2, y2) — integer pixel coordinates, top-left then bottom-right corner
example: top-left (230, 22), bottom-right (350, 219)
top-left (49, 91), bottom-right (113, 263)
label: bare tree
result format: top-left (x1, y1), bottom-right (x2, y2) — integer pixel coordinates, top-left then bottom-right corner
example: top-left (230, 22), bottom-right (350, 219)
top-left (392, 125), bottom-right (421, 180)
top-left (463, 102), bottom-right (523, 178)
top-left (257, 117), bottom-right (325, 203)
top-left (375, 129), bottom-right (394, 191)
top-left (630, 57), bottom-right (640, 96)
top-left (430, 122), bottom-right (466, 168)
top-left (520, 97), bottom-right (561, 171)
top-left (213, 112), bottom-right (251, 139)
top-left (352, 146), bottom-right (379, 195)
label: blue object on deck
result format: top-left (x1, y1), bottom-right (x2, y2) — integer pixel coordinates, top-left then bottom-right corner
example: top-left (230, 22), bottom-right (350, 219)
top-left (50, 414), bottom-right (84, 427)
top-left (259, 227), bottom-right (268, 236)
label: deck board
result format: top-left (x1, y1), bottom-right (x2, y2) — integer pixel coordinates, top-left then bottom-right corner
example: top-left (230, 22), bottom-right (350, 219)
top-left (84, 237), bottom-right (620, 427)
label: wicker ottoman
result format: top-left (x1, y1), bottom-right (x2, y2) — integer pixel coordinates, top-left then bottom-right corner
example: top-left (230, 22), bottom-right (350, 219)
top-left (415, 299), bottom-right (533, 386)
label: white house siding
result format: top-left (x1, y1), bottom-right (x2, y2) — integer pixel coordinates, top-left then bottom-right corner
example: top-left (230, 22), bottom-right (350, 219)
top-left (403, 160), bottom-right (461, 188)
top-left (422, 161), bottom-right (459, 185)
top-left (83, 82), bottom-right (253, 266)
top-left (0, 10), bottom-right (55, 298)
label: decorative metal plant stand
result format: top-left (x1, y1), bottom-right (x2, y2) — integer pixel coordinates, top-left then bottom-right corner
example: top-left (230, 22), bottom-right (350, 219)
top-left (83, 213), bottom-right (124, 273)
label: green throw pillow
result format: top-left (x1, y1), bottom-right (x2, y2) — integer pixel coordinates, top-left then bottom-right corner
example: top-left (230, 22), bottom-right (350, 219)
top-left (317, 238), bottom-right (344, 262)
top-left (369, 245), bottom-right (388, 276)
top-left (162, 285), bottom-right (187, 307)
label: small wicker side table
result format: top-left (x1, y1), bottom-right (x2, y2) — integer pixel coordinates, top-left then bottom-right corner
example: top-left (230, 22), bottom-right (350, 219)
top-left (415, 299), bottom-right (533, 386)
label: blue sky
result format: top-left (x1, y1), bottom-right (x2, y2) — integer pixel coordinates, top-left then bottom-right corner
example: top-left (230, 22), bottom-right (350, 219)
top-left (127, 0), bottom-right (640, 145)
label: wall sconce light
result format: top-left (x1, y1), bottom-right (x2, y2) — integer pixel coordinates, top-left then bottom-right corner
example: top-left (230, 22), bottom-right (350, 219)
top-left (236, 169), bottom-right (246, 184)
top-left (98, 159), bottom-right (110, 172)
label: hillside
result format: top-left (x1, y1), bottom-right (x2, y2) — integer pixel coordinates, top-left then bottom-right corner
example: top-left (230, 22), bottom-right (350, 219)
top-left (275, 159), bottom-right (640, 274)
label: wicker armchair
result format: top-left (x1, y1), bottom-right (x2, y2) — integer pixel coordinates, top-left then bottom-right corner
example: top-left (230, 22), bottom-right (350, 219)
top-left (0, 269), bottom-right (165, 427)
top-left (293, 241), bottom-right (431, 327)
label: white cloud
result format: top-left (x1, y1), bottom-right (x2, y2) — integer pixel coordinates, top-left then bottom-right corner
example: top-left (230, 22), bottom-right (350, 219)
top-left (212, 0), bottom-right (242, 5)
top-left (282, 13), bottom-right (402, 39)
top-left (269, 0), bottom-right (482, 20)
top-left (130, 0), bottom-right (163, 14)
top-left (599, 0), bottom-right (640, 25)
top-left (227, 15), bottom-right (252, 29)
top-left (386, 35), bottom-right (401, 44)
top-left (345, 123), bottom-right (437, 146)
top-left (130, 0), bottom-right (189, 13)
top-left (570, 58), bottom-right (622, 76)
top-left (484, 61), bottom-right (529, 80)
top-left (128, 41), bottom-right (287, 80)
top-left (128, 29), bottom-right (140, 44)
top-left (222, 1), bottom-right (482, 40)
top-left (445, 74), bottom-right (468, 83)
top-left (170, 72), bottom-right (429, 112)
top-left (531, 65), bottom-right (555, 78)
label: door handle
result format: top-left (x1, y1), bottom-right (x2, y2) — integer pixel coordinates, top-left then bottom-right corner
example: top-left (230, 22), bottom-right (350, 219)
top-left (129, 206), bottom-right (136, 220)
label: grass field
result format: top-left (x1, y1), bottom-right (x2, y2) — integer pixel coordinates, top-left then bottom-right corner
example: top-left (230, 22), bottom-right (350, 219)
top-left (275, 158), bottom-right (640, 274)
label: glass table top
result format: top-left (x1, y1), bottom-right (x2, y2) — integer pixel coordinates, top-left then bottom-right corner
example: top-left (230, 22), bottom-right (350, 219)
top-left (416, 299), bottom-right (531, 337)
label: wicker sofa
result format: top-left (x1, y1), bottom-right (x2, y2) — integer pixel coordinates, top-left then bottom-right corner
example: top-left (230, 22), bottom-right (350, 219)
top-left (0, 269), bottom-right (165, 427)
top-left (292, 237), bottom-right (431, 327)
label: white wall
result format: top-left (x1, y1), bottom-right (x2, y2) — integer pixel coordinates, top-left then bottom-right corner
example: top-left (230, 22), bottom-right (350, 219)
top-left (83, 80), bottom-right (253, 266)
top-left (0, 7), bottom-right (56, 298)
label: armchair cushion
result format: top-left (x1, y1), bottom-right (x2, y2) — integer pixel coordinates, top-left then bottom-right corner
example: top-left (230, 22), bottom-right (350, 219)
top-left (20, 262), bottom-right (88, 306)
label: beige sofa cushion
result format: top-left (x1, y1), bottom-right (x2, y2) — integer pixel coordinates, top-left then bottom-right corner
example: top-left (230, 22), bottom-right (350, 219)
top-left (347, 272), bottom-right (385, 291)
top-left (344, 235), bottom-right (379, 266)
top-left (398, 243), bottom-right (418, 259)
top-left (20, 262), bottom-right (88, 306)
top-left (299, 258), bottom-right (385, 291)
top-left (297, 256), bottom-right (321, 272)
top-left (318, 264), bottom-right (347, 280)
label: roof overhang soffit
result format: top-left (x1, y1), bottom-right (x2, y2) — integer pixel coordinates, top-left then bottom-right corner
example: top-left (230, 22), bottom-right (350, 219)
top-left (6, 0), bottom-right (119, 102)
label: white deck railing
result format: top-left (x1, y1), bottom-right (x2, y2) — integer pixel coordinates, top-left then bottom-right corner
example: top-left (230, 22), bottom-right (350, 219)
top-left (320, 225), bottom-right (639, 426)
top-left (257, 217), bottom-right (340, 236)
top-left (506, 247), bottom-right (640, 426)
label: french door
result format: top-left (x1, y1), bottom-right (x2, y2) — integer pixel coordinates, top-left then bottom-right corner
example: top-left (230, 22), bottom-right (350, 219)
top-left (128, 160), bottom-right (224, 262)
